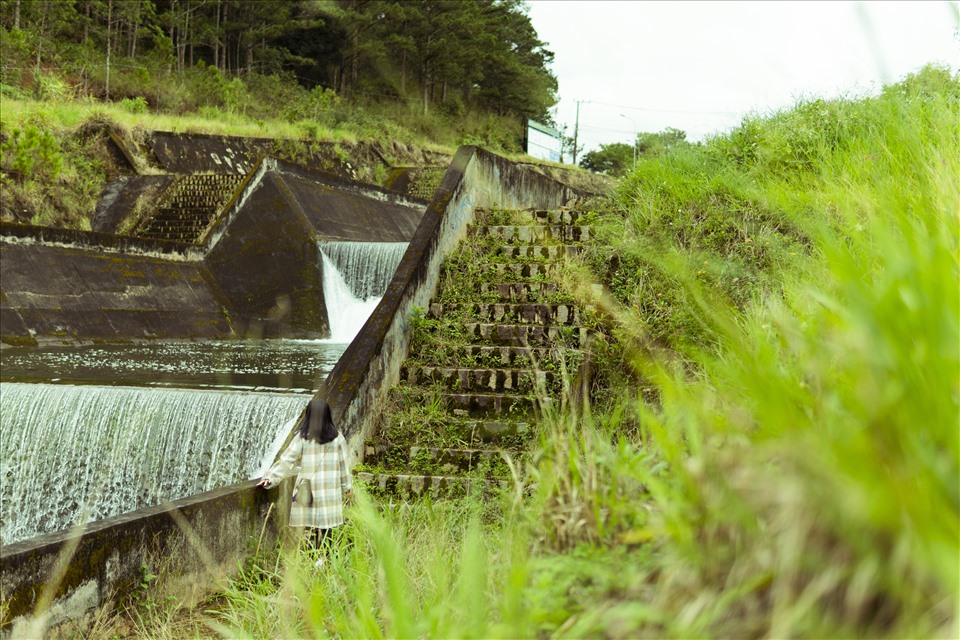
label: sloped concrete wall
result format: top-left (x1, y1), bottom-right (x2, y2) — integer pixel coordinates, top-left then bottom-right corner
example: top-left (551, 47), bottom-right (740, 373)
top-left (0, 224), bottom-right (231, 346)
top-left (148, 132), bottom-right (264, 175)
top-left (92, 176), bottom-right (177, 235)
top-left (202, 159), bottom-right (424, 338)
top-left (204, 169), bottom-right (329, 338)
top-left (273, 161), bottom-right (424, 242)
top-left (0, 480), bottom-right (288, 632)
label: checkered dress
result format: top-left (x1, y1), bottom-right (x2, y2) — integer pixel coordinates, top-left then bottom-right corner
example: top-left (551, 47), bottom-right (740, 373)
top-left (264, 432), bottom-right (353, 529)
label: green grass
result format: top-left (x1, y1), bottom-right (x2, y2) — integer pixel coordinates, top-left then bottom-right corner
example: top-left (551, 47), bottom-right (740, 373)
top-left (568, 63), bottom-right (959, 637)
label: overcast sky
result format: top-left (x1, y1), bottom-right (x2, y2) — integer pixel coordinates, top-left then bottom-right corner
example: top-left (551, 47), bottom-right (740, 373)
top-left (526, 1), bottom-right (960, 159)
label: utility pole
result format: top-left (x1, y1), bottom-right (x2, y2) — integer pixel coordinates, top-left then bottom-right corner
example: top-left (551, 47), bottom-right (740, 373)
top-left (572, 99), bottom-right (588, 166)
top-left (619, 114), bottom-right (637, 169)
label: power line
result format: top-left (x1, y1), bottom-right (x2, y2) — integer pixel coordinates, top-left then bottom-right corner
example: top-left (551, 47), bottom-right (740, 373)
top-left (579, 124), bottom-right (638, 134)
top-left (584, 98), bottom-right (742, 116)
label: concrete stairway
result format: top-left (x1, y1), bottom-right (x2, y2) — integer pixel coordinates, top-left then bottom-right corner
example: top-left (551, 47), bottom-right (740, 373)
top-left (135, 174), bottom-right (244, 243)
top-left (356, 207), bottom-right (595, 501)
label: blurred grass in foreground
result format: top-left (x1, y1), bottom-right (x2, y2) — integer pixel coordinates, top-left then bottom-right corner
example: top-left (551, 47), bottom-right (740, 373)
top-left (120, 65), bottom-right (957, 639)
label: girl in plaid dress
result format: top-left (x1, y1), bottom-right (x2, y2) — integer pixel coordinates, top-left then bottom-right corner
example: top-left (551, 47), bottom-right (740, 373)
top-left (257, 398), bottom-right (353, 554)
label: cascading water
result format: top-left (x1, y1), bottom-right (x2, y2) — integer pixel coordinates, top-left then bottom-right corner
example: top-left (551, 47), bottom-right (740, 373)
top-left (319, 241), bottom-right (407, 342)
top-left (0, 383), bottom-right (307, 545)
top-left (0, 243), bottom-right (406, 545)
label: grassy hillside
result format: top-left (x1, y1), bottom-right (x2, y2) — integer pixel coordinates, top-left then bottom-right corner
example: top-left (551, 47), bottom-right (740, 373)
top-left (0, 96), bottom-right (612, 230)
top-left (88, 64), bottom-right (960, 639)
top-left (0, 95), bottom-right (462, 229)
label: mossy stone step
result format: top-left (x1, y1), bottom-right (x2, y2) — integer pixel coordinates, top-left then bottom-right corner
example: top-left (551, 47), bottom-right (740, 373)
top-left (457, 418), bottom-right (532, 440)
top-left (428, 302), bottom-right (587, 326)
top-left (399, 364), bottom-right (553, 394)
top-left (414, 344), bottom-right (580, 369)
top-left (356, 472), bottom-right (508, 500)
top-left (142, 219), bottom-right (208, 230)
top-left (468, 225), bottom-right (593, 244)
top-left (473, 282), bottom-right (602, 304)
top-left (152, 209), bottom-right (216, 221)
top-left (493, 245), bottom-right (581, 260)
top-left (479, 282), bottom-right (558, 300)
top-left (474, 209), bottom-right (583, 226)
top-left (439, 282), bottom-right (572, 305)
top-left (530, 209), bottom-right (584, 225)
top-left (483, 262), bottom-right (562, 281)
top-left (461, 322), bottom-right (590, 347)
top-left (389, 418), bottom-right (532, 443)
top-left (138, 233), bottom-right (197, 242)
top-left (391, 388), bottom-right (550, 418)
top-left (168, 196), bottom-right (224, 205)
top-left (363, 445), bottom-right (516, 476)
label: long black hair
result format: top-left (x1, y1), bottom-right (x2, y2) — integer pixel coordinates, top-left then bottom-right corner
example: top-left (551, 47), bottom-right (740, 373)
top-left (300, 398), bottom-right (339, 444)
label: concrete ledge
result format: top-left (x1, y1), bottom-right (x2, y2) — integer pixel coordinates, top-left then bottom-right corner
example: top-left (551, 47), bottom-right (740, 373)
top-left (313, 145), bottom-right (580, 459)
top-left (0, 241), bottom-right (234, 344)
top-left (0, 221), bottom-right (200, 261)
top-left (148, 131), bottom-right (263, 175)
top-left (0, 479), bottom-right (290, 632)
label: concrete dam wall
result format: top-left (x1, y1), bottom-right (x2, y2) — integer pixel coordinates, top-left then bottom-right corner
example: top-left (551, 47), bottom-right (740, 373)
top-left (1, 158), bottom-right (425, 345)
top-left (0, 145), bottom-right (581, 633)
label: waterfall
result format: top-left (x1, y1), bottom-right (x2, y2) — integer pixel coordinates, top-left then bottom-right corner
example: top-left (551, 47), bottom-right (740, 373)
top-left (320, 241), bottom-right (407, 342)
top-left (0, 383), bottom-right (307, 545)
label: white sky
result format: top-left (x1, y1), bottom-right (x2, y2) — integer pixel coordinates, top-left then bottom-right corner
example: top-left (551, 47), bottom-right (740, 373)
top-left (526, 0), bottom-right (960, 159)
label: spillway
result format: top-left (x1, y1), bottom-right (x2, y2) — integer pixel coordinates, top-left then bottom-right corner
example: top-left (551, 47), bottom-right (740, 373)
top-left (0, 241), bottom-right (407, 545)
top-left (0, 383), bottom-right (307, 545)
top-left (320, 241), bottom-right (407, 342)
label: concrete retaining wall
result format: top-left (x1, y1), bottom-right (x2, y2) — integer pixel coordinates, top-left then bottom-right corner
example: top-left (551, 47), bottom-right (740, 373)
top-left (0, 229), bottom-right (231, 346)
top-left (0, 479), bottom-right (291, 633)
top-left (148, 132), bottom-right (264, 175)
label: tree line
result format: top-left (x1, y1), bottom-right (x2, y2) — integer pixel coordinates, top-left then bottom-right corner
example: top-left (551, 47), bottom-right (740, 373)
top-left (580, 128), bottom-right (691, 175)
top-left (0, 0), bottom-right (557, 123)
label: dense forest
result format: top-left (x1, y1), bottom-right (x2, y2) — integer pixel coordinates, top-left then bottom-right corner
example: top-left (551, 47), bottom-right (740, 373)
top-left (0, 0), bottom-right (557, 129)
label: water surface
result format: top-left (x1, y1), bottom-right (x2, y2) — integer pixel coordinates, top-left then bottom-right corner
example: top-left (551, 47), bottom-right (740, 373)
top-left (0, 339), bottom-right (349, 393)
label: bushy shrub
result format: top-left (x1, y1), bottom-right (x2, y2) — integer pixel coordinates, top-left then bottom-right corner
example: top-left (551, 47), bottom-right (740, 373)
top-left (118, 96), bottom-right (148, 114)
top-left (0, 125), bottom-right (63, 181)
top-left (32, 71), bottom-right (72, 102)
top-left (185, 62), bottom-right (249, 114)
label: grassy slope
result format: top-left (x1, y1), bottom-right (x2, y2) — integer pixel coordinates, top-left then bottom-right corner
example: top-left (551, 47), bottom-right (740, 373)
top-left (0, 97), bottom-right (611, 229)
top-left (0, 97), bottom-right (456, 229)
top-left (36, 66), bottom-right (960, 638)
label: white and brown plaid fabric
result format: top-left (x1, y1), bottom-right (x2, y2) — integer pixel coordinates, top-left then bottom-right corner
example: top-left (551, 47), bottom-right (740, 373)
top-left (264, 432), bottom-right (353, 529)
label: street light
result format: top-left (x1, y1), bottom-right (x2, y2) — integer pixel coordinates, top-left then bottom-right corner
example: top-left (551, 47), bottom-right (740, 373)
top-left (619, 113), bottom-right (637, 169)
